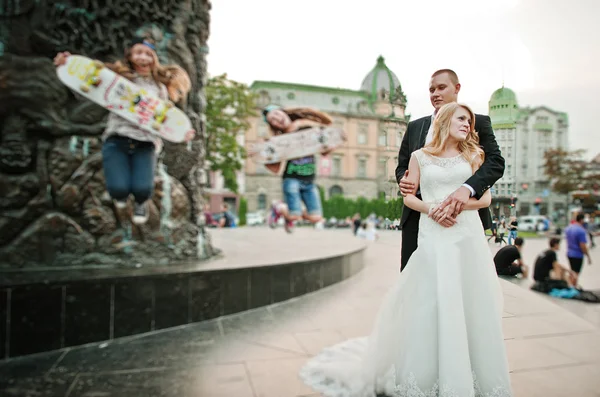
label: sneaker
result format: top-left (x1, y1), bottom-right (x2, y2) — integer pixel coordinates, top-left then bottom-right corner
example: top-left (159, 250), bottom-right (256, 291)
top-left (114, 199), bottom-right (128, 209)
top-left (133, 202), bottom-right (149, 224)
top-left (268, 205), bottom-right (281, 229)
top-left (284, 219), bottom-right (294, 234)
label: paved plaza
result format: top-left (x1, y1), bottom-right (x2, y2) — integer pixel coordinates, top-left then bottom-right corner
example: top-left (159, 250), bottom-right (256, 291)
top-left (1, 228), bottom-right (599, 397)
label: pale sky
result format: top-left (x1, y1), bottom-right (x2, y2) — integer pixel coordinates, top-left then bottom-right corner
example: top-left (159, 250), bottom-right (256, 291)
top-left (207, 0), bottom-right (600, 159)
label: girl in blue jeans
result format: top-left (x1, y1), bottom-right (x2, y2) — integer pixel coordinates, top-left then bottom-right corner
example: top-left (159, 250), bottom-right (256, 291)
top-left (54, 37), bottom-right (194, 225)
top-left (262, 106), bottom-right (332, 233)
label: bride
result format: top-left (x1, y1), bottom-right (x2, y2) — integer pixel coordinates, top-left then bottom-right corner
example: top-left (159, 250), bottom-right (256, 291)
top-left (299, 103), bottom-right (512, 397)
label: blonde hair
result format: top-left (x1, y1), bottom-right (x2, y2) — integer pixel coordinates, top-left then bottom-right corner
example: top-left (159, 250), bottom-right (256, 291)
top-left (423, 102), bottom-right (484, 171)
top-left (164, 64), bottom-right (192, 104)
top-left (105, 39), bottom-right (191, 104)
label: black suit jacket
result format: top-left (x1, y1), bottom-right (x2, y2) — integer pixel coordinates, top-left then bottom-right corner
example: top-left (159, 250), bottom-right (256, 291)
top-left (395, 113), bottom-right (505, 230)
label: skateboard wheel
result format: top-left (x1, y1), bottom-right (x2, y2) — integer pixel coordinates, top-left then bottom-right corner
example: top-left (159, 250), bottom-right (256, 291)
top-left (93, 61), bottom-right (104, 69)
top-left (80, 84), bottom-right (90, 93)
top-left (91, 77), bottom-right (102, 86)
top-left (152, 122), bottom-right (161, 130)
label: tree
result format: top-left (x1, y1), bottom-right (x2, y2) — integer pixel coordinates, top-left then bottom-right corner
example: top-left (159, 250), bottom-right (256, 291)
top-left (205, 74), bottom-right (257, 193)
top-left (543, 149), bottom-right (600, 223)
top-left (238, 197), bottom-right (248, 226)
top-left (543, 149), bottom-right (591, 195)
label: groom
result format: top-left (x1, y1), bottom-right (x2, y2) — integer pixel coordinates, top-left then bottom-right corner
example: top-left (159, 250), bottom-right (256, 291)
top-left (395, 69), bottom-right (505, 271)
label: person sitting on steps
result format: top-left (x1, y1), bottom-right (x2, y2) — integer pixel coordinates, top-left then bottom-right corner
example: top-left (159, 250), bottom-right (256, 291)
top-left (533, 237), bottom-right (577, 288)
top-left (494, 237), bottom-right (529, 278)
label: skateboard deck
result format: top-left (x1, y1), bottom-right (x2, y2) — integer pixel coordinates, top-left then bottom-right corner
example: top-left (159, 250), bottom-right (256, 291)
top-left (248, 126), bottom-right (346, 164)
top-left (56, 55), bottom-right (191, 143)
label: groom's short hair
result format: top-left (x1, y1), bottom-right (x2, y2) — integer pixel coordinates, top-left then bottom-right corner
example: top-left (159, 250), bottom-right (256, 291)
top-left (431, 69), bottom-right (459, 85)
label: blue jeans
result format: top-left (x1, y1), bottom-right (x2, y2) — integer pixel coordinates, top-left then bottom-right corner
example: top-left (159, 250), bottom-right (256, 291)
top-left (282, 178), bottom-right (322, 216)
top-left (508, 230), bottom-right (518, 245)
top-left (102, 136), bottom-right (156, 204)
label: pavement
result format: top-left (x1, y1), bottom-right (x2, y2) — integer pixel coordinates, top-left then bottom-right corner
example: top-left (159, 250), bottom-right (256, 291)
top-left (1, 228), bottom-right (599, 397)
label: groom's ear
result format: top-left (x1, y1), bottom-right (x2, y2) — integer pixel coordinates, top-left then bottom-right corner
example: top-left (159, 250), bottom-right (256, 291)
top-left (455, 83), bottom-right (461, 94)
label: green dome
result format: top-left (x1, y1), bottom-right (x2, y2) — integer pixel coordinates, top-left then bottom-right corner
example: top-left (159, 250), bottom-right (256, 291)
top-left (360, 56), bottom-right (405, 103)
top-left (489, 86), bottom-right (519, 126)
top-left (490, 87), bottom-right (517, 102)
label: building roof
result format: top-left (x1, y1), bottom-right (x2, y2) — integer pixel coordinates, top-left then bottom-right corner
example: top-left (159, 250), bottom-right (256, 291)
top-left (360, 56), bottom-right (405, 103)
top-left (251, 81), bottom-right (366, 98)
top-left (489, 85), bottom-right (519, 127)
top-left (490, 86), bottom-right (517, 102)
top-left (517, 106), bottom-right (569, 125)
top-left (250, 80), bottom-right (370, 115)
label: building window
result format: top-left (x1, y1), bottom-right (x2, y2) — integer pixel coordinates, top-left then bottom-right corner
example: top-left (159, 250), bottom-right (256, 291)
top-left (507, 165), bottom-right (512, 175)
top-left (329, 185), bottom-right (343, 197)
top-left (378, 129), bottom-right (388, 146)
top-left (287, 92), bottom-right (295, 99)
top-left (378, 159), bottom-right (387, 177)
top-left (257, 90), bottom-right (270, 107)
top-left (358, 123), bottom-right (368, 145)
top-left (357, 159), bottom-right (367, 178)
top-left (332, 157), bottom-right (342, 177)
top-left (396, 131), bottom-right (402, 147)
top-left (257, 193), bottom-right (267, 210)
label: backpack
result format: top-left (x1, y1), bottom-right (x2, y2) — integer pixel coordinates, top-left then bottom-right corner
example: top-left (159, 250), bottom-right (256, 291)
top-left (223, 211), bottom-right (236, 227)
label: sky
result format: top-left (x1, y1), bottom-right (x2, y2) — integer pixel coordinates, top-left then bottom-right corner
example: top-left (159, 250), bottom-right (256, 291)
top-left (207, 0), bottom-right (600, 159)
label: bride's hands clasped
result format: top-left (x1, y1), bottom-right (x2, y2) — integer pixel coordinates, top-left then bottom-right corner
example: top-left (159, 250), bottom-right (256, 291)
top-left (429, 204), bottom-right (457, 228)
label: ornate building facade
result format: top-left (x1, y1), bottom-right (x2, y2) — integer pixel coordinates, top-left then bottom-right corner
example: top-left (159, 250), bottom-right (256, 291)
top-left (243, 56), bottom-right (409, 212)
top-left (489, 87), bottom-right (569, 217)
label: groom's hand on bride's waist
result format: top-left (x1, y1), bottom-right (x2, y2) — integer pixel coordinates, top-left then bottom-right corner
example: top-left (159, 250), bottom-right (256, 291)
top-left (398, 171), bottom-right (416, 196)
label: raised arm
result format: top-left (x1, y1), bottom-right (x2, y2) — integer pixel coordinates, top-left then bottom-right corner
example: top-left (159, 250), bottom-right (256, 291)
top-left (464, 115), bottom-right (505, 199)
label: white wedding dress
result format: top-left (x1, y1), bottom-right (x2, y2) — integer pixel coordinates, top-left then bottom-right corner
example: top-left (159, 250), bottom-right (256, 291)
top-left (300, 150), bottom-right (512, 397)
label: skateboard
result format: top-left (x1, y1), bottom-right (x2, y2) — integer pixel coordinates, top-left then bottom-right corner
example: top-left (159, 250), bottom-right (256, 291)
top-left (56, 55), bottom-right (191, 143)
top-left (248, 126), bottom-right (346, 164)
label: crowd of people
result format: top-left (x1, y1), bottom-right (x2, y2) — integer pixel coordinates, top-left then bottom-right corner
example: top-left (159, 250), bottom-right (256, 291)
top-left (493, 212), bottom-right (594, 290)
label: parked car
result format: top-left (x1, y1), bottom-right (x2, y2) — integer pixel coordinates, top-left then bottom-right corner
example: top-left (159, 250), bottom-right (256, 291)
top-left (518, 215), bottom-right (547, 232)
top-left (246, 212), bottom-right (265, 226)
